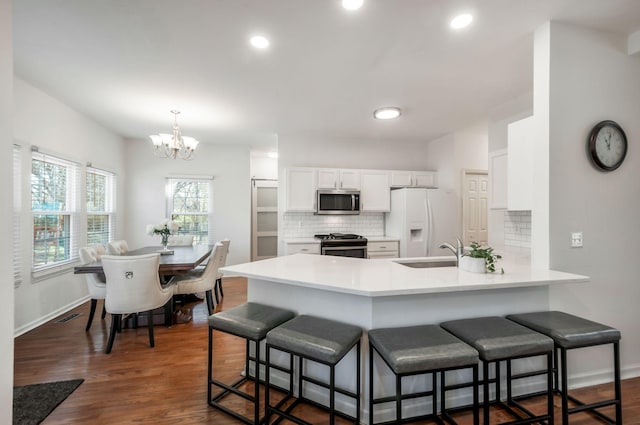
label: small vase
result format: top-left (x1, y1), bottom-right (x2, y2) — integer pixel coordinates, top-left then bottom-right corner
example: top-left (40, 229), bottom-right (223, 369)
top-left (161, 234), bottom-right (170, 251)
top-left (459, 256), bottom-right (486, 273)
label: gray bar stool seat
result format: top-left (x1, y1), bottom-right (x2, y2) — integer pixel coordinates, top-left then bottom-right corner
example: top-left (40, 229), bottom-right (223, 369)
top-left (507, 311), bottom-right (622, 424)
top-left (265, 315), bottom-right (363, 425)
top-left (208, 302), bottom-right (295, 425)
top-left (441, 316), bottom-right (555, 425)
top-left (368, 324), bottom-right (480, 424)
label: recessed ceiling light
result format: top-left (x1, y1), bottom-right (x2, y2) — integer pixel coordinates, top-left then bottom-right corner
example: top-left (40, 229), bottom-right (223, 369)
top-left (250, 35), bottom-right (269, 49)
top-left (450, 13), bottom-right (473, 30)
top-left (373, 107), bottom-right (401, 120)
top-left (342, 0), bottom-right (364, 11)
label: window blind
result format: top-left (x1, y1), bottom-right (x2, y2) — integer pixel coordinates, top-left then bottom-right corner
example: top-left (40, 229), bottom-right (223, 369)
top-left (13, 145), bottom-right (22, 288)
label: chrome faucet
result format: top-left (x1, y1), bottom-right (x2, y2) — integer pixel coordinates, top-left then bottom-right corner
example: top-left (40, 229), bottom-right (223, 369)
top-left (439, 238), bottom-right (464, 265)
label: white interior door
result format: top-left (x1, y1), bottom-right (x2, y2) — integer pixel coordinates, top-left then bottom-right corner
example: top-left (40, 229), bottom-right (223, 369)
top-left (251, 179), bottom-right (278, 261)
top-left (462, 171), bottom-right (488, 246)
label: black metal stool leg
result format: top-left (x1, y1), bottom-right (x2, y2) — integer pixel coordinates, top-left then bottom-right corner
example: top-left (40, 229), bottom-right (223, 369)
top-left (614, 342), bottom-right (622, 424)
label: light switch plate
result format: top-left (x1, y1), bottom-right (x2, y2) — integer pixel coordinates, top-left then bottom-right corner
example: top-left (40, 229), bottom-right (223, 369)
top-left (571, 232), bottom-right (583, 248)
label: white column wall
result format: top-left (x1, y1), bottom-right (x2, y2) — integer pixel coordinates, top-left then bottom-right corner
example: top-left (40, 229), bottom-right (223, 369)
top-left (546, 22), bottom-right (640, 382)
top-left (0, 0), bottom-right (14, 421)
top-left (12, 78), bottom-right (127, 334)
top-left (124, 140), bottom-right (252, 266)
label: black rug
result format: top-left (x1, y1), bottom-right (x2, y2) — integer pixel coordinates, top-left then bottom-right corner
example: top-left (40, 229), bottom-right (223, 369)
top-left (13, 379), bottom-right (84, 425)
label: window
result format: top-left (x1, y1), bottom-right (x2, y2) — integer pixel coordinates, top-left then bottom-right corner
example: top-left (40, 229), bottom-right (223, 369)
top-left (167, 178), bottom-right (212, 245)
top-left (31, 150), bottom-right (80, 270)
top-left (86, 167), bottom-right (116, 246)
top-left (13, 145), bottom-right (22, 287)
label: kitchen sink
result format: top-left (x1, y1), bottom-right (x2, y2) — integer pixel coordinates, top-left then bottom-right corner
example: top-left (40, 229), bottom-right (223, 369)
top-left (394, 259), bottom-right (458, 268)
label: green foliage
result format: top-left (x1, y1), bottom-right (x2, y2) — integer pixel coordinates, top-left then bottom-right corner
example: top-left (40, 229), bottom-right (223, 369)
top-left (466, 241), bottom-right (503, 273)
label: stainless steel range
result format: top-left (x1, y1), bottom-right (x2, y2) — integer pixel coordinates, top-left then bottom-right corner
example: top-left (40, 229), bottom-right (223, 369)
top-left (314, 233), bottom-right (368, 258)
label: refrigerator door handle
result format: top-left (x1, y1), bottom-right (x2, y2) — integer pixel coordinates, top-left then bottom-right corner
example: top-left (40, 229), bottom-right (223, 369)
top-left (425, 196), bottom-right (433, 256)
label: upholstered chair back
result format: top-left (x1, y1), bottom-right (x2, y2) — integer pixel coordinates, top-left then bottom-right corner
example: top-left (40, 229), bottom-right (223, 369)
top-left (102, 253), bottom-right (173, 314)
top-left (173, 242), bottom-right (224, 295)
top-left (107, 240), bottom-right (129, 255)
top-left (79, 244), bottom-right (107, 299)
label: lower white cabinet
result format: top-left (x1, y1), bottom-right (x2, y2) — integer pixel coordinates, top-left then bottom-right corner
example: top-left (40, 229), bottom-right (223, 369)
top-left (367, 241), bottom-right (399, 259)
top-left (285, 242), bottom-right (320, 255)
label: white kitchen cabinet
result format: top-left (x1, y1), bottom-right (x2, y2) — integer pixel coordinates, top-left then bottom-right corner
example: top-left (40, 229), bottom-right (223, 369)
top-left (488, 149), bottom-right (508, 209)
top-left (317, 168), bottom-right (360, 190)
top-left (367, 240), bottom-right (399, 259)
top-left (285, 241), bottom-right (320, 255)
top-left (390, 170), bottom-right (438, 188)
top-left (360, 170), bottom-right (390, 212)
top-left (284, 167), bottom-right (317, 212)
top-left (507, 116), bottom-right (534, 211)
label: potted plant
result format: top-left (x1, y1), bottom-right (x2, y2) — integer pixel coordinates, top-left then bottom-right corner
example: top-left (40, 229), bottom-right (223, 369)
top-left (460, 241), bottom-right (503, 273)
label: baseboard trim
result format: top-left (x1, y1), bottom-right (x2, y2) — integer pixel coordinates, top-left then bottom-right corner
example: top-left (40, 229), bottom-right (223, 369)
top-left (14, 296), bottom-right (90, 338)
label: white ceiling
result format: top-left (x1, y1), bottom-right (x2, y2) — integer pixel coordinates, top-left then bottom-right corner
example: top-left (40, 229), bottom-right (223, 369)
top-left (12, 0), bottom-right (640, 150)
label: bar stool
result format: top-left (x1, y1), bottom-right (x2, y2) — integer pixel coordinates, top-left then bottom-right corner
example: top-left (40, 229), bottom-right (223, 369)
top-left (265, 315), bottom-right (363, 425)
top-left (368, 324), bottom-right (480, 425)
top-left (208, 302), bottom-right (295, 425)
top-left (507, 311), bottom-right (622, 424)
top-left (441, 316), bottom-right (554, 425)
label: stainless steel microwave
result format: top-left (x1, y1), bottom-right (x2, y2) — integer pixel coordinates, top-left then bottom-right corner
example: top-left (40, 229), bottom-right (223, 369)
top-left (316, 189), bottom-right (361, 215)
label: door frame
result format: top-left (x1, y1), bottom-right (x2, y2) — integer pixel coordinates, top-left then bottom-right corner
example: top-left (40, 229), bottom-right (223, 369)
top-left (251, 178), bottom-right (278, 261)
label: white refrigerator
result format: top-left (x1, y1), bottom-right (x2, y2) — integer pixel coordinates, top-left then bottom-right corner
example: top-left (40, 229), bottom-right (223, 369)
top-left (384, 187), bottom-right (457, 258)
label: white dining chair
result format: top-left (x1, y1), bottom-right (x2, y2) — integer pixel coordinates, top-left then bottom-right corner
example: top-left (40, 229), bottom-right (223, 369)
top-left (79, 244), bottom-right (107, 331)
top-left (214, 238), bottom-right (231, 304)
top-left (107, 239), bottom-right (129, 255)
top-left (168, 234), bottom-right (194, 246)
top-left (101, 253), bottom-right (174, 354)
top-left (172, 242), bottom-right (225, 315)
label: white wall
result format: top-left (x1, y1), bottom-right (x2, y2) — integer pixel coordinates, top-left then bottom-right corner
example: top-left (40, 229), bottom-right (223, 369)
top-left (250, 151), bottom-right (278, 180)
top-left (0, 0), bottom-right (13, 420)
top-left (545, 22), bottom-right (640, 383)
top-left (12, 78), bottom-right (127, 334)
top-left (124, 140), bottom-right (252, 266)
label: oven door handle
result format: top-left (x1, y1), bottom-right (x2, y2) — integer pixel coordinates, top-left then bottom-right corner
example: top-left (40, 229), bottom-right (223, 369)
top-left (322, 246), bottom-right (368, 254)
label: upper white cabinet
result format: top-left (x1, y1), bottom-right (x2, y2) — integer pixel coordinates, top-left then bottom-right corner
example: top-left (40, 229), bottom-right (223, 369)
top-left (317, 168), bottom-right (360, 190)
top-left (390, 170), bottom-right (438, 188)
top-left (284, 167), bottom-right (317, 212)
top-left (507, 116), bottom-right (534, 211)
top-left (488, 149), bottom-right (508, 209)
top-left (360, 170), bottom-right (391, 212)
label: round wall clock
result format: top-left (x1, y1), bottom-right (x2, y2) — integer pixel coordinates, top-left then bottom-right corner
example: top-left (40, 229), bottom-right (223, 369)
top-left (587, 120), bottom-right (627, 171)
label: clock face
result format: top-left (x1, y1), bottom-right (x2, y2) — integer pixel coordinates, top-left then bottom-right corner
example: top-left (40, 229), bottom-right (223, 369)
top-left (588, 121), bottom-right (627, 171)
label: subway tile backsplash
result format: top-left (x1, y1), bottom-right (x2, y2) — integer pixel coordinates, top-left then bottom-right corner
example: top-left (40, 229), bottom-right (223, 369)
top-left (282, 212), bottom-right (385, 238)
top-left (504, 210), bottom-right (531, 248)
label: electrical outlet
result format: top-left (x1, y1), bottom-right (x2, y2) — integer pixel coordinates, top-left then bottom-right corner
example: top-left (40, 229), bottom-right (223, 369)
top-left (571, 232), bottom-right (583, 248)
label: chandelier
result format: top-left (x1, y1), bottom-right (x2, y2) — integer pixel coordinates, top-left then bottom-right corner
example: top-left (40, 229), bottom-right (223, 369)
top-left (149, 110), bottom-right (199, 160)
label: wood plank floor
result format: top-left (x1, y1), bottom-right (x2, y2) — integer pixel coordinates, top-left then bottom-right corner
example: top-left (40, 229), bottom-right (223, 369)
top-left (14, 277), bottom-right (639, 424)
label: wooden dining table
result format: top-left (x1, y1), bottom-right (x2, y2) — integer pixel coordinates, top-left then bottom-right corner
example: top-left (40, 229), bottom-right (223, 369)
top-left (74, 244), bottom-right (213, 327)
top-left (73, 244), bottom-right (213, 277)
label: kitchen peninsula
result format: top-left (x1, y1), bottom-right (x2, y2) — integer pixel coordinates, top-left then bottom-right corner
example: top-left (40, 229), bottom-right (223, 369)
top-left (220, 254), bottom-right (588, 420)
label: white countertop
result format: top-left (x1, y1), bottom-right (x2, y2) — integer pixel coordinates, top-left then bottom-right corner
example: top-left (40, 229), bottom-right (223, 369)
top-left (221, 254), bottom-right (588, 297)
